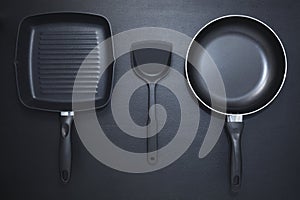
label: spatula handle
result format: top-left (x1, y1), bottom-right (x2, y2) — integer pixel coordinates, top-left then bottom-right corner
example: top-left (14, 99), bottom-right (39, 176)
top-left (59, 115), bottom-right (73, 183)
top-left (147, 83), bottom-right (158, 164)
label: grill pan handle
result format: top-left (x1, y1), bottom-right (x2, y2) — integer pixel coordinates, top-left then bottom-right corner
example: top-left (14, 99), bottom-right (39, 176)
top-left (59, 113), bottom-right (73, 183)
top-left (226, 116), bottom-right (244, 192)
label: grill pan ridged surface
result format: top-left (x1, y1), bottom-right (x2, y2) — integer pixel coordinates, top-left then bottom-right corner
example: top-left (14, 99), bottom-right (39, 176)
top-left (34, 30), bottom-right (101, 101)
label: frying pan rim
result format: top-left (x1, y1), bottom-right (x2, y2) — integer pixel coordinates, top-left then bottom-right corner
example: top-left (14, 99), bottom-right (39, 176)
top-left (185, 14), bottom-right (287, 116)
top-left (14, 11), bottom-right (116, 113)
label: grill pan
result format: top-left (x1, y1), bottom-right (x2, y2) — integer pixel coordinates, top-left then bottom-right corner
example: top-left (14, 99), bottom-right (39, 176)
top-left (15, 12), bottom-right (114, 183)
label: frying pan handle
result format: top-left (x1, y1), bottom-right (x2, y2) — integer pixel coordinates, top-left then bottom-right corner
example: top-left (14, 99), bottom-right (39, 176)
top-left (147, 83), bottom-right (158, 164)
top-left (59, 115), bottom-right (73, 183)
top-left (226, 121), bottom-right (244, 192)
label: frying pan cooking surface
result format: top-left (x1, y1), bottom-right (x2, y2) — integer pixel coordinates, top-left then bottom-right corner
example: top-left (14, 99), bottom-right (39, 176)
top-left (186, 15), bottom-right (286, 115)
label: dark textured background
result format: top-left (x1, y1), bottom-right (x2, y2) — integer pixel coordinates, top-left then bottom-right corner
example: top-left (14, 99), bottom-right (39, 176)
top-left (1, 0), bottom-right (299, 199)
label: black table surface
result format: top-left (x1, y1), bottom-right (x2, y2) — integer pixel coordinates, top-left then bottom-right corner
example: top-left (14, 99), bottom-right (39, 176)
top-left (1, 0), bottom-right (299, 199)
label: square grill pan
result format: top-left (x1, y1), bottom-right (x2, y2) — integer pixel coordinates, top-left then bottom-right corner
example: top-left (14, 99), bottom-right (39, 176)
top-left (14, 12), bottom-right (115, 183)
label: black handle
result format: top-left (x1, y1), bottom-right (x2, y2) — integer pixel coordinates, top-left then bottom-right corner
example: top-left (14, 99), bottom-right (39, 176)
top-left (59, 115), bottom-right (73, 183)
top-left (226, 121), bottom-right (244, 192)
top-left (147, 83), bottom-right (158, 164)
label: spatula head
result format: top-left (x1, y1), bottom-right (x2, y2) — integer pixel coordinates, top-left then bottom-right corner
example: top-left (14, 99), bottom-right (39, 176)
top-left (131, 41), bottom-right (172, 83)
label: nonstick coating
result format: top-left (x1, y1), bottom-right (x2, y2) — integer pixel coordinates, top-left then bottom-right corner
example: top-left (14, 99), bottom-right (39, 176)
top-left (15, 12), bottom-right (114, 112)
top-left (186, 15), bottom-right (287, 115)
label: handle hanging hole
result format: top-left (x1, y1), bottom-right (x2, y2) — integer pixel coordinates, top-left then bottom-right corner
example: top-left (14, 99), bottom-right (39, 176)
top-left (233, 175), bottom-right (240, 185)
top-left (61, 124), bottom-right (69, 137)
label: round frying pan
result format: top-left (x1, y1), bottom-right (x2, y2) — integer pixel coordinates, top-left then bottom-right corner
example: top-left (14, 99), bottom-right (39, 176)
top-left (185, 15), bottom-right (287, 192)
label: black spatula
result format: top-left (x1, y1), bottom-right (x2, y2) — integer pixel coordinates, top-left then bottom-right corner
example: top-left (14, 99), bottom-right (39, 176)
top-left (131, 41), bottom-right (172, 164)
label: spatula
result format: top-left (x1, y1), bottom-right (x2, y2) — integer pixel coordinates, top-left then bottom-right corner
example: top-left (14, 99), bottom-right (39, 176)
top-left (131, 41), bottom-right (172, 164)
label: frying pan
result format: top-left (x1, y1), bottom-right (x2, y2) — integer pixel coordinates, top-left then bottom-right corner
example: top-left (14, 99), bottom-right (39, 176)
top-left (185, 15), bottom-right (287, 192)
top-left (15, 12), bottom-right (114, 183)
